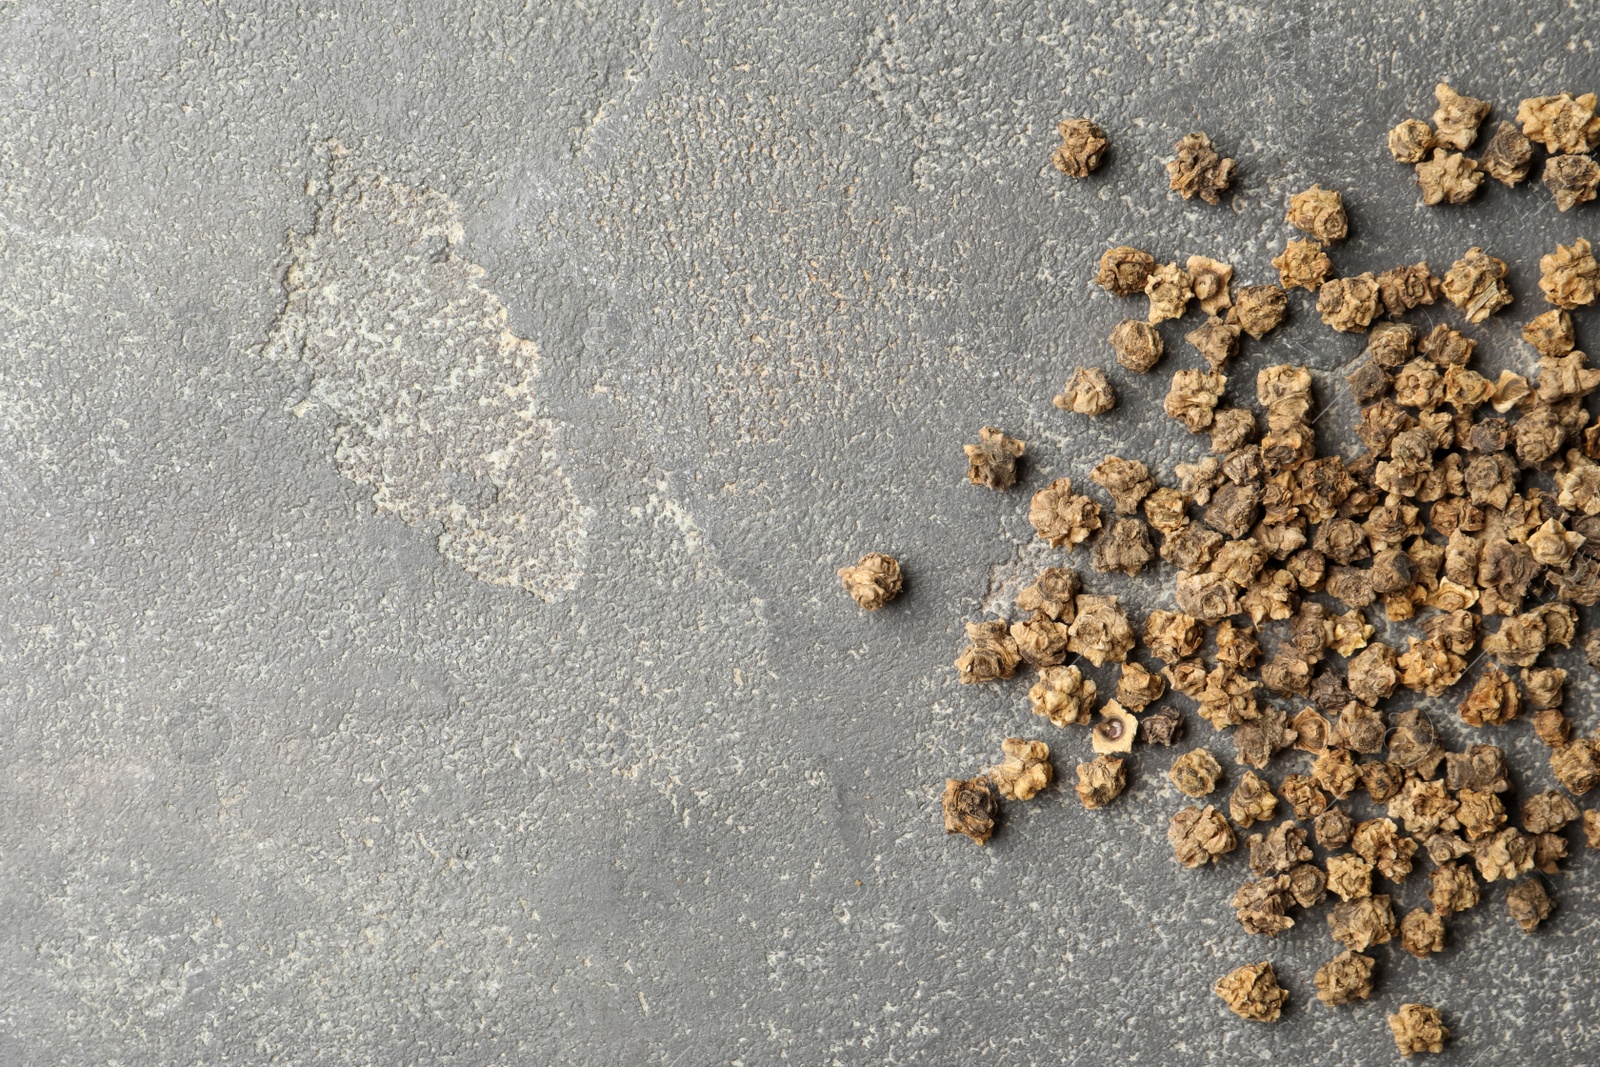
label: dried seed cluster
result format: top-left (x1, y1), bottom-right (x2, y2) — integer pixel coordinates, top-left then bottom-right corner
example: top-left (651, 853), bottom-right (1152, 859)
top-left (835, 89), bottom-right (1600, 1057)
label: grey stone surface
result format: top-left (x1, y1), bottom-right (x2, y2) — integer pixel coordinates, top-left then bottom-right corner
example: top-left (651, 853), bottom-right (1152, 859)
top-left (3, 1), bottom-right (1600, 1063)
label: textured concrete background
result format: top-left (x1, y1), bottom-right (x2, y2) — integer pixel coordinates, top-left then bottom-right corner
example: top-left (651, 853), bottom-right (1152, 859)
top-left (3, 1), bottom-right (1600, 1063)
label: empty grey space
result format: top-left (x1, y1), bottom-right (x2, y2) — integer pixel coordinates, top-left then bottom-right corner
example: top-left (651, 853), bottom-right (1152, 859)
top-left (3, 1), bottom-right (1600, 1063)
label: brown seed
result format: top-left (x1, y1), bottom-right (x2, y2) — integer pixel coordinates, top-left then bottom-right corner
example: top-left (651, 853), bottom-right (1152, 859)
top-left (1247, 820), bottom-right (1312, 877)
top-left (1281, 774), bottom-right (1328, 820)
top-left (1396, 635), bottom-right (1465, 696)
top-left (1399, 907), bottom-right (1446, 958)
top-left (1389, 1003), bottom-right (1448, 1057)
top-left (1314, 950), bottom-right (1375, 1006)
top-left (1286, 184), bottom-right (1348, 243)
top-left (1142, 609), bottom-right (1204, 663)
top-left (1431, 82), bottom-right (1490, 150)
top-left (1285, 549), bottom-right (1328, 592)
top-left (1164, 369), bottom-right (1228, 433)
top-left (1028, 664), bottom-right (1097, 727)
top-left (1090, 456), bottom-right (1155, 516)
top-left (1290, 611), bottom-right (1334, 666)
top-left (1091, 701), bottom-right (1138, 754)
top-left (1523, 791), bottom-right (1579, 834)
top-left (1347, 643), bottom-right (1397, 705)
top-left (1326, 853), bottom-right (1374, 903)
top-left (838, 552), bottom-right (903, 610)
top-left (1052, 117), bottom-right (1108, 178)
top-left (1366, 321), bottom-right (1418, 368)
top-left (1139, 703), bottom-right (1190, 748)
top-left (1272, 238), bottom-right (1333, 292)
top-left (1423, 833), bottom-right (1475, 869)
top-left (1016, 567), bottom-right (1082, 621)
top-left (1096, 245), bottom-right (1156, 296)
top-left (1162, 524), bottom-right (1224, 574)
top-left (1490, 369), bottom-right (1532, 412)
top-left (1229, 770), bottom-right (1278, 829)
top-left (1330, 610), bottom-right (1374, 657)
top-left (1145, 262), bottom-right (1194, 325)
top-left (1213, 961), bottom-right (1286, 1022)
top-left (1054, 367), bottom-right (1116, 415)
top-left (1092, 518), bottom-right (1156, 577)
top-left (963, 426), bottom-right (1024, 490)
top-left (1539, 238), bottom-right (1600, 310)
top-left (1441, 247), bottom-right (1513, 323)
top-left (1260, 646), bottom-right (1313, 696)
top-left (1142, 486), bottom-right (1191, 535)
top-left (1167, 132), bottom-right (1236, 204)
top-left (1289, 863), bottom-right (1328, 909)
top-left (1186, 255), bottom-right (1234, 315)
top-left (1418, 321), bottom-right (1474, 365)
top-left (1328, 893), bottom-right (1397, 952)
top-left (1388, 708), bottom-right (1445, 778)
top-left (953, 619), bottom-right (1021, 684)
top-left (1392, 359), bottom-right (1443, 409)
top-left (1551, 738), bottom-right (1600, 794)
top-left (1362, 760), bottom-right (1407, 804)
top-left (1522, 665), bottom-right (1570, 711)
top-left (1215, 619), bottom-right (1262, 669)
top-left (1458, 665), bottom-right (1520, 726)
top-left (1169, 804), bottom-right (1236, 868)
top-left (1455, 788), bottom-right (1507, 842)
top-left (988, 738), bottom-right (1053, 801)
top-left (1203, 481), bottom-right (1262, 540)
top-left (942, 775), bottom-right (997, 845)
top-left (1228, 284), bottom-right (1289, 339)
top-left (1474, 827), bottom-right (1534, 882)
top-left (1186, 316), bottom-right (1241, 370)
top-left (1068, 595), bottom-right (1135, 668)
top-left (1028, 478), bottom-right (1101, 548)
top-left (1478, 120), bottom-right (1534, 185)
top-left (1139, 704), bottom-right (1185, 746)
top-left (1074, 754), bottom-right (1127, 810)
top-left (1376, 262), bottom-right (1441, 318)
top-left (1112, 661), bottom-right (1165, 713)
top-left (1534, 352), bottom-right (1600, 403)
top-left (1311, 747), bottom-right (1361, 800)
top-left (1506, 878), bottom-right (1555, 933)
top-left (1387, 118), bottom-right (1435, 163)
top-left (1354, 817), bottom-right (1419, 883)
top-left (1230, 875), bottom-right (1294, 936)
top-left (1171, 571), bottom-right (1238, 625)
top-left (1169, 747), bottom-right (1225, 798)
top-left (1110, 318), bottom-right (1165, 373)
top-left (1477, 558), bottom-right (1541, 629)
top-left (1174, 455), bottom-right (1224, 503)
top-left (1534, 709), bottom-right (1573, 748)
top-left (1544, 154), bottom-right (1600, 212)
top-left (1231, 706), bottom-right (1296, 769)
top-left (1317, 273), bottom-right (1380, 332)
top-left (1314, 807), bottom-right (1355, 850)
top-left (1517, 91), bottom-right (1600, 154)
top-left (1009, 613), bottom-right (1071, 668)
top-left (1429, 862), bottom-right (1479, 917)
top-left (1533, 832), bottom-right (1569, 875)
top-left (1416, 149), bottom-right (1483, 205)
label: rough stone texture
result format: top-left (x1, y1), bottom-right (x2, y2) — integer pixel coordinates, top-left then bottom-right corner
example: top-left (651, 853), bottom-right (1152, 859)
top-left (1, 2), bottom-right (1599, 1064)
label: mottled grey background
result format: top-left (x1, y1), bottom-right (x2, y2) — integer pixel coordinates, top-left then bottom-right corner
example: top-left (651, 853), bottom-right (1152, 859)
top-left (3, 1), bottom-right (1599, 1064)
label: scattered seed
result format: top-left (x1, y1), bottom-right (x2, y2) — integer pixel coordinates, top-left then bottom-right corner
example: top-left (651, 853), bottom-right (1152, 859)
top-left (1052, 118), bottom-right (1108, 178)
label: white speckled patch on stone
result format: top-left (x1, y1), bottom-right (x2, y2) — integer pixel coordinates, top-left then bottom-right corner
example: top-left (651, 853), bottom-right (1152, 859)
top-left (264, 143), bottom-right (586, 598)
